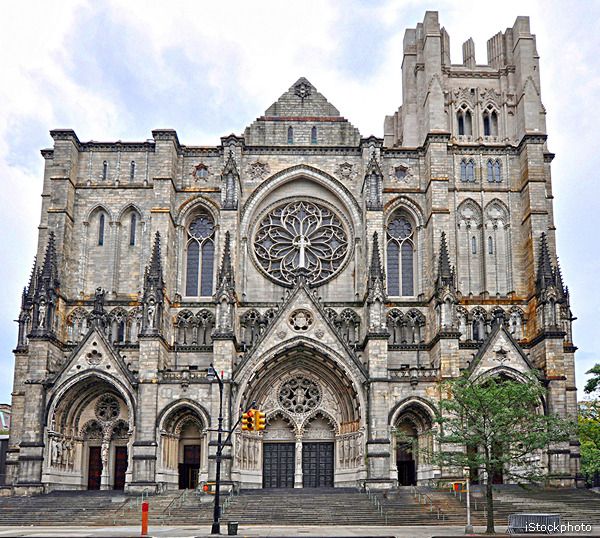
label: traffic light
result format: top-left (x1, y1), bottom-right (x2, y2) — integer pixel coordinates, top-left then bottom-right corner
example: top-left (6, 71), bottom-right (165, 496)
top-left (241, 409), bottom-right (255, 431)
top-left (254, 410), bottom-right (266, 431)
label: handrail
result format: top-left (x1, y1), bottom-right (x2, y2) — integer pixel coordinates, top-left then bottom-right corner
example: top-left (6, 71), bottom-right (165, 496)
top-left (221, 488), bottom-right (237, 516)
top-left (160, 489), bottom-right (188, 525)
top-left (113, 487), bottom-right (151, 525)
top-left (410, 486), bottom-right (447, 521)
top-left (449, 484), bottom-right (484, 513)
top-left (359, 486), bottom-right (388, 525)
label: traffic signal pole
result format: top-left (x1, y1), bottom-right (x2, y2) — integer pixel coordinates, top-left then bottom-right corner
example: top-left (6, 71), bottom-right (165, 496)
top-left (207, 363), bottom-right (257, 535)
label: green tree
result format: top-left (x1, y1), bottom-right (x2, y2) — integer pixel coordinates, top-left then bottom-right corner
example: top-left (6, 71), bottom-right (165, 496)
top-left (432, 373), bottom-right (574, 534)
top-left (579, 400), bottom-right (600, 484)
top-left (584, 364), bottom-right (600, 395)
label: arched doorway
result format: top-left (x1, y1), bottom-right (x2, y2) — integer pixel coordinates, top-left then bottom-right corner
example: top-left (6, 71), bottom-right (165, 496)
top-left (392, 401), bottom-right (435, 486)
top-left (158, 403), bottom-right (208, 490)
top-left (46, 376), bottom-right (133, 491)
top-left (233, 345), bottom-right (365, 489)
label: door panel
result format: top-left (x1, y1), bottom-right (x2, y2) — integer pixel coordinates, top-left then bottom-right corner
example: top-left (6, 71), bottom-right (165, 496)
top-left (302, 442), bottom-right (334, 488)
top-left (263, 442), bottom-right (295, 488)
top-left (113, 446), bottom-right (128, 490)
top-left (87, 446), bottom-right (102, 490)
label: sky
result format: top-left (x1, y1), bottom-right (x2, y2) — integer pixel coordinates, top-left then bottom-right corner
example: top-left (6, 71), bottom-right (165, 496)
top-left (1, 0), bottom-right (599, 404)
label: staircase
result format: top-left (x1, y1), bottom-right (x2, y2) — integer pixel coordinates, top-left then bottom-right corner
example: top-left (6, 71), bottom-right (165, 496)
top-left (422, 485), bottom-right (600, 527)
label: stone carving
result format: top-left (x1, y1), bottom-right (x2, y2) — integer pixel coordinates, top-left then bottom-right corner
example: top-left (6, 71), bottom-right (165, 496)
top-left (388, 164), bottom-right (412, 183)
top-left (95, 395), bottom-right (120, 422)
top-left (335, 162), bottom-right (357, 181)
top-left (193, 163), bottom-right (209, 181)
top-left (276, 330), bottom-right (287, 340)
top-left (314, 329), bottom-right (325, 340)
top-left (279, 376), bottom-right (321, 414)
top-left (246, 160), bottom-right (270, 182)
top-left (86, 348), bottom-right (102, 366)
top-left (289, 309), bottom-right (313, 332)
top-left (254, 200), bottom-right (348, 287)
top-left (294, 80), bottom-right (312, 100)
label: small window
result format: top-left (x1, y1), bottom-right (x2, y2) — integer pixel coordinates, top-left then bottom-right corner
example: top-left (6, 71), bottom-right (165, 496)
top-left (287, 126), bottom-right (294, 144)
top-left (483, 115), bottom-right (491, 136)
top-left (461, 159), bottom-right (475, 182)
top-left (458, 114), bottom-right (465, 136)
top-left (483, 107), bottom-right (498, 137)
top-left (130, 161), bottom-right (136, 181)
top-left (98, 214), bottom-right (105, 246)
top-left (488, 236), bottom-right (494, 254)
top-left (487, 159), bottom-right (502, 183)
top-left (471, 236), bottom-right (477, 254)
top-left (460, 160), bottom-right (467, 182)
top-left (129, 213), bottom-right (137, 246)
top-left (394, 166), bottom-right (407, 181)
top-left (102, 161), bottom-right (108, 181)
top-left (311, 126), bottom-right (317, 144)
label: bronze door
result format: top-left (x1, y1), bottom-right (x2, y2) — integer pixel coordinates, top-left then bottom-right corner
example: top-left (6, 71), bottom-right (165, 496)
top-left (179, 445), bottom-right (201, 489)
top-left (302, 442), bottom-right (334, 488)
top-left (263, 442), bottom-right (295, 488)
top-left (87, 446), bottom-right (102, 490)
top-left (113, 446), bottom-right (128, 490)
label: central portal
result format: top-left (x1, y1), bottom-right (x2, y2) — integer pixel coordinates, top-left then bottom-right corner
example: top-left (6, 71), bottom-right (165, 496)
top-left (302, 442), bottom-right (334, 487)
top-left (263, 442), bottom-right (295, 488)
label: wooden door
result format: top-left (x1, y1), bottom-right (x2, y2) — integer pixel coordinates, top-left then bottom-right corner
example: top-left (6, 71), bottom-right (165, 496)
top-left (87, 446), bottom-right (102, 490)
top-left (263, 442), bottom-right (295, 488)
top-left (113, 446), bottom-right (128, 490)
top-left (302, 442), bottom-right (334, 488)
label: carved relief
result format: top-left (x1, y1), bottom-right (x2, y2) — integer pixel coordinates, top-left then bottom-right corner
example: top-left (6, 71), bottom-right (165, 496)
top-left (246, 160), bottom-right (270, 182)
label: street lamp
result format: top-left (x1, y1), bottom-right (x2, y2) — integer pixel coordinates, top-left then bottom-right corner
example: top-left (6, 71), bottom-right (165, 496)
top-left (463, 466), bottom-right (473, 535)
top-left (207, 364), bottom-right (224, 535)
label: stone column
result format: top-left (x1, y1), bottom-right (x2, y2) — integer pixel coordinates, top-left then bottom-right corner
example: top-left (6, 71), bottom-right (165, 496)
top-left (294, 436), bottom-right (303, 488)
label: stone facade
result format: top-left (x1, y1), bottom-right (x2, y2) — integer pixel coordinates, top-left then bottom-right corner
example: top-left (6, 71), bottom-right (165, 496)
top-left (7, 12), bottom-right (580, 494)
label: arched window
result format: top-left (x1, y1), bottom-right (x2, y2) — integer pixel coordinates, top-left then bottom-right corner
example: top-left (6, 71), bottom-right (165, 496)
top-left (483, 106), bottom-right (498, 136)
top-left (129, 213), bottom-right (137, 246)
top-left (487, 159), bottom-right (502, 182)
top-left (471, 236), bottom-right (477, 254)
top-left (98, 213), bottom-right (105, 246)
top-left (130, 161), bottom-right (136, 181)
top-left (185, 212), bottom-right (215, 297)
top-left (488, 236), bottom-right (494, 255)
top-left (287, 126), bottom-right (294, 144)
top-left (311, 126), bottom-right (317, 144)
top-left (387, 213), bottom-right (415, 296)
top-left (457, 105), bottom-right (472, 136)
top-left (461, 159), bottom-right (476, 182)
top-left (102, 161), bottom-right (108, 181)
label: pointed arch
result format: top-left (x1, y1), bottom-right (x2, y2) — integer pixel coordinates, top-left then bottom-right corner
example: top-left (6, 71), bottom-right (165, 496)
top-left (457, 199), bottom-right (484, 295)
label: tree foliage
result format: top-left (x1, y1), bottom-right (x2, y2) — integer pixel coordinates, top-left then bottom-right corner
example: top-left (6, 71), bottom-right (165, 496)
top-left (584, 364), bottom-right (600, 395)
top-left (579, 400), bottom-right (600, 484)
top-left (432, 372), bottom-right (575, 534)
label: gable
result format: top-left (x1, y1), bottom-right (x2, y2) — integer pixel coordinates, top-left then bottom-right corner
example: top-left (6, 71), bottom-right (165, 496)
top-left (50, 326), bottom-right (135, 389)
top-left (468, 324), bottom-right (535, 380)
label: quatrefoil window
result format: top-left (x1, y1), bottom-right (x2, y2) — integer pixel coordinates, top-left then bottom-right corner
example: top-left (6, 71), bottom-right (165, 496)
top-left (95, 395), bottom-right (120, 422)
top-left (279, 377), bottom-right (321, 414)
top-left (289, 309), bottom-right (313, 332)
top-left (253, 200), bottom-right (349, 287)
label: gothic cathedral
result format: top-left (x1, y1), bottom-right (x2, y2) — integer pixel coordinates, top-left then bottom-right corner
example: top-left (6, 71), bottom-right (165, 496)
top-left (7, 12), bottom-right (580, 494)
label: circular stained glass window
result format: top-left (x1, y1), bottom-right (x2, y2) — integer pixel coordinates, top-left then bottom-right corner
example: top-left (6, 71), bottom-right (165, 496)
top-left (253, 200), bottom-right (349, 287)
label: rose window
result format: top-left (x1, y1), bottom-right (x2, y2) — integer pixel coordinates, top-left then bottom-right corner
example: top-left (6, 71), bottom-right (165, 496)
top-left (253, 200), bottom-right (348, 287)
top-left (95, 395), bottom-right (120, 422)
top-left (279, 377), bottom-right (321, 414)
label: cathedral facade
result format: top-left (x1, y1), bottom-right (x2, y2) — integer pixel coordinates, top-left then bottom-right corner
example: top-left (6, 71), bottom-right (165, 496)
top-left (7, 12), bottom-right (580, 494)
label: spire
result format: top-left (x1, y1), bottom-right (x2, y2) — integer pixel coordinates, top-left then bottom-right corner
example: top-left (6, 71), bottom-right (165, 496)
top-left (147, 231), bottom-right (164, 285)
top-left (367, 232), bottom-right (386, 304)
top-left (536, 233), bottom-right (556, 292)
top-left (436, 232), bottom-right (455, 291)
top-left (216, 231), bottom-right (235, 296)
top-left (222, 150), bottom-right (239, 177)
top-left (141, 232), bottom-right (165, 334)
top-left (38, 232), bottom-right (59, 293)
top-left (369, 232), bottom-right (384, 283)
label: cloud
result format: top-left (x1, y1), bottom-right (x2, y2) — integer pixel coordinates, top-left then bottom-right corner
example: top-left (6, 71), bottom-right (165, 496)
top-left (1, 0), bottom-right (599, 404)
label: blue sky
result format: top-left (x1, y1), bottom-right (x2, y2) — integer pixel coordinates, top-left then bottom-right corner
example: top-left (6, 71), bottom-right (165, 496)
top-left (1, 0), bottom-right (599, 403)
